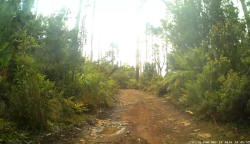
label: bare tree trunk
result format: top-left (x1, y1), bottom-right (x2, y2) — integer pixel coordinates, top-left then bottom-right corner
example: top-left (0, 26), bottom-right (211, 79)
top-left (112, 45), bottom-right (114, 65)
top-left (145, 24), bottom-right (148, 63)
top-left (157, 51), bottom-right (161, 75)
top-left (136, 39), bottom-right (140, 82)
top-left (75, 0), bottom-right (83, 45)
top-left (90, 0), bottom-right (96, 61)
top-left (165, 44), bottom-right (168, 74)
top-left (76, 0), bottom-right (83, 31)
top-left (34, 0), bottom-right (39, 18)
top-left (240, 0), bottom-right (250, 32)
top-left (79, 15), bottom-right (86, 53)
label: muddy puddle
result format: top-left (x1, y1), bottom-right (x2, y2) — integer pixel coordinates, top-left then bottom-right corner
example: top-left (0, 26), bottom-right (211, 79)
top-left (90, 119), bottom-right (127, 137)
top-left (78, 119), bottom-right (130, 143)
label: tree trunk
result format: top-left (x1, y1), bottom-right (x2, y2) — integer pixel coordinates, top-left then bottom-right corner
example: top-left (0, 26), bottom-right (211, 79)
top-left (145, 24), bottom-right (148, 63)
top-left (90, 0), bottom-right (96, 61)
top-left (240, 0), bottom-right (250, 32)
top-left (76, 0), bottom-right (83, 41)
top-left (136, 39), bottom-right (140, 82)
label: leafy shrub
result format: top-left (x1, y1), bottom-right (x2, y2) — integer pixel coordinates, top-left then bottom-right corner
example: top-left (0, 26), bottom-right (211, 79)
top-left (9, 70), bottom-right (55, 130)
top-left (72, 103), bottom-right (89, 114)
top-left (111, 65), bottom-right (137, 89)
top-left (0, 119), bottom-right (34, 144)
top-left (79, 62), bottom-right (119, 108)
top-left (6, 54), bottom-right (56, 130)
top-left (144, 76), bottom-right (164, 95)
top-left (217, 70), bottom-right (248, 121)
top-left (158, 80), bottom-right (168, 97)
top-left (127, 79), bottom-right (138, 89)
top-left (182, 57), bottom-right (231, 119)
top-left (48, 97), bottom-right (74, 123)
top-left (140, 63), bottom-right (158, 89)
top-left (165, 54), bottom-right (250, 121)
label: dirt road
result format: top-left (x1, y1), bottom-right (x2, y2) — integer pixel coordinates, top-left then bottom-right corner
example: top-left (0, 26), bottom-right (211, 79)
top-left (66, 89), bottom-right (217, 144)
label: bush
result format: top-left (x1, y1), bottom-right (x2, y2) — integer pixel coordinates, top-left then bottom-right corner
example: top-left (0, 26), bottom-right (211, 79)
top-left (182, 57), bottom-right (231, 119)
top-left (48, 96), bottom-right (74, 124)
top-left (127, 79), bottom-right (138, 89)
top-left (0, 119), bottom-right (33, 144)
top-left (111, 65), bottom-right (137, 89)
top-left (158, 80), bottom-right (168, 97)
top-left (164, 55), bottom-right (250, 121)
top-left (9, 69), bottom-right (55, 130)
top-left (79, 62), bottom-right (119, 108)
top-left (140, 63), bottom-right (158, 88)
top-left (217, 70), bottom-right (248, 121)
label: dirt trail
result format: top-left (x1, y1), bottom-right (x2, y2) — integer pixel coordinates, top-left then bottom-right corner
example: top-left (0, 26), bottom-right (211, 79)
top-left (113, 89), bottom-right (213, 144)
top-left (70, 89), bottom-right (214, 144)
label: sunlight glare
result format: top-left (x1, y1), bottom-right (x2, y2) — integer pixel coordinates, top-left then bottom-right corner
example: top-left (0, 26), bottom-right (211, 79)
top-left (37, 0), bottom-right (165, 66)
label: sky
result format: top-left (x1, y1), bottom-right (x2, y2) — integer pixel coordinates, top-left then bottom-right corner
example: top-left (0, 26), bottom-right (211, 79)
top-left (37, 0), bottom-right (166, 66)
top-left (88, 0), bottom-right (165, 65)
top-left (36, 0), bottom-right (243, 66)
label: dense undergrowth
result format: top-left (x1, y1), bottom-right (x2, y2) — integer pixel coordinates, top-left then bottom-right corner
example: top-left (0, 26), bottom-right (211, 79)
top-left (139, 0), bottom-right (250, 124)
top-left (0, 1), bottom-right (131, 143)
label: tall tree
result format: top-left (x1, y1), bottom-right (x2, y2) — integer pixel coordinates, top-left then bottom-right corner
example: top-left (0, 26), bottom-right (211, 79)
top-left (90, 0), bottom-right (96, 61)
top-left (75, 0), bottom-right (83, 42)
top-left (136, 38), bottom-right (140, 82)
top-left (240, 0), bottom-right (250, 32)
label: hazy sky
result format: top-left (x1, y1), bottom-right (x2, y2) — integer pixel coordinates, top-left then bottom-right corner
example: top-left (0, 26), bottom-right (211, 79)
top-left (89, 0), bottom-right (165, 65)
top-left (37, 0), bottom-right (243, 66)
top-left (37, 0), bottom-right (165, 66)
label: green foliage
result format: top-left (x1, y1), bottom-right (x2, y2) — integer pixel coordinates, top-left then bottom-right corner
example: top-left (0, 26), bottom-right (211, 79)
top-left (127, 79), bottom-right (138, 89)
top-left (81, 62), bottom-right (119, 108)
top-left (140, 63), bottom-right (158, 88)
top-left (157, 0), bottom-right (250, 122)
top-left (217, 70), bottom-right (248, 121)
top-left (72, 103), bottom-right (89, 114)
top-left (139, 63), bottom-right (163, 94)
top-left (111, 65), bottom-right (137, 89)
top-left (9, 71), bottom-right (55, 130)
top-left (180, 57), bottom-right (231, 118)
top-left (0, 119), bottom-right (35, 144)
top-left (0, 1), bottom-right (120, 143)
